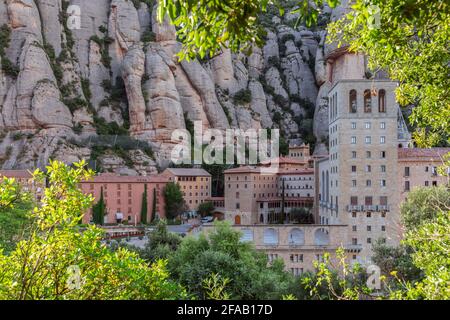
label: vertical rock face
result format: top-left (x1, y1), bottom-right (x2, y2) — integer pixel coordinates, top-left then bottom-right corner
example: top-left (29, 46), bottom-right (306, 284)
top-left (0, 0), bottom-right (351, 171)
top-left (143, 44), bottom-right (184, 141)
top-left (122, 45), bottom-right (146, 133)
top-left (36, 0), bottom-right (62, 56)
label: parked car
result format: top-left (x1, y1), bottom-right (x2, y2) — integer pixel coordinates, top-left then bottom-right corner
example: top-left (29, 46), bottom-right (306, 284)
top-left (201, 216), bottom-right (214, 224)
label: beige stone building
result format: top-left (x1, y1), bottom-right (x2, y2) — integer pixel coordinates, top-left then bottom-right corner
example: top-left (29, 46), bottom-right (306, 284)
top-left (398, 148), bottom-right (450, 203)
top-left (318, 79), bottom-right (408, 263)
top-left (161, 168), bottom-right (212, 211)
top-left (203, 223), bottom-right (348, 275)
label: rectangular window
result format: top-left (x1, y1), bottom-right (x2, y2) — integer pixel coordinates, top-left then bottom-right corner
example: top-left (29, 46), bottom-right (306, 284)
top-left (352, 225), bottom-right (357, 232)
top-left (380, 180), bottom-right (387, 187)
top-left (365, 196), bottom-right (373, 206)
top-left (351, 122), bottom-right (357, 129)
top-left (381, 165), bottom-right (386, 173)
top-left (366, 151), bottom-right (371, 159)
top-left (366, 180), bottom-right (372, 187)
top-left (405, 181), bottom-right (410, 191)
top-left (351, 136), bottom-right (357, 144)
top-left (404, 167), bottom-right (410, 177)
top-left (352, 180), bottom-right (357, 187)
top-left (381, 151), bottom-right (386, 158)
top-left (380, 136), bottom-right (386, 144)
top-left (352, 238), bottom-right (358, 245)
top-left (365, 136), bottom-right (371, 144)
top-left (425, 181), bottom-right (429, 186)
top-left (367, 226), bottom-right (371, 231)
top-left (365, 122), bottom-right (371, 129)
top-left (380, 122), bottom-right (386, 129)
top-left (365, 165), bottom-right (371, 173)
top-left (350, 196), bottom-right (358, 205)
top-left (351, 165), bottom-right (357, 173)
top-left (352, 151), bottom-right (357, 158)
top-left (381, 226), bottom-right (386, 231)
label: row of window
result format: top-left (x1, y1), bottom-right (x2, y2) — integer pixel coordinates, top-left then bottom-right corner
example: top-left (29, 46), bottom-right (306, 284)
top-left (350, 136), bottom-right (386, 144)
top-left (228, 176), bottom-right (276, 181)
top-left (350, 196), bottom-right (388, 206)
top-left (182, 192), bottom-right (209, 197)
top-left (176, 176), bottom-right (209, 182)
top-left (349, 89), bottom-right (387, 113)
top-left (182, 185), bottom-right (209, 190)
top-left (404, 180), bottom-right (438, 191)
top-left (352, 225), bottom-right (386, 232)
top-left (89, 183), bottom-right (160, 190)
top-left (352, 237), bottom-right (386, 245)
top-left (351, 211), bottom-right (387, 218)
top-left (351, 121), bottom-right (386, 130)
top-left (351, 164), bottom-right (387, 173)
top-left (351, 179), bottom-right (387, 187)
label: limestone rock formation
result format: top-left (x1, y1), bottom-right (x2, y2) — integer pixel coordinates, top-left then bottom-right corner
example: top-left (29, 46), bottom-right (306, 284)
top-left (0, 0), bottom-right (341, 172)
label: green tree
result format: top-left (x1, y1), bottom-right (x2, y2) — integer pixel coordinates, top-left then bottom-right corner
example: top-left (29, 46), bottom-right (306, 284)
top-left (327, 0), bottom-right (450, 146)
top-left (151, 187), bottom-right (157, 223)
top-left (92, 186), bottom-right (106, 225)
top-left (390, 211), bottom-right (450, 299)
top-left (156, 1), bottom-right (339, 60)
top-left (0, 160), bottom-right (186, 300)
top-left (0, 177), bottom-right (33, 254)
top-left (400, 185), bottom-right (450, 231)
top-left (168, 221), bottom-right (296, 299)
top-left (371, 240), bottom-right (422, 287)
top-left (140, 184), bottom-right (148, 224)
top-left (164, 182), bottom-right (187, 220)
top-left (133, 220), bottom-right (182, 263)
top-left (198, 201), bottom-right (214, 218)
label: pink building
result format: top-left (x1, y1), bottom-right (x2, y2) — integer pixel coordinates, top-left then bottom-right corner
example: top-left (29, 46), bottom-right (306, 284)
top-left (80, 173), bottom-right (169, 225)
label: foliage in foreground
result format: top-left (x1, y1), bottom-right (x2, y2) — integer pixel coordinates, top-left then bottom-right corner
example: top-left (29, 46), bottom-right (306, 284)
top-left (0, 161), bottom-right (186, 300)
top-left (167, 221), bottom-right (296, 300)
top-left (0, 176), bottom-right (34, 254)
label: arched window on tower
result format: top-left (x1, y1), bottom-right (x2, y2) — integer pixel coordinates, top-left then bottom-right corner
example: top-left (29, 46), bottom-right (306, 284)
top-left (378, 89), bottom-right (386, 113)
top-left (364, 90), bottom-right (372, 113)
top-left (349, 90), bottom-right (357, 113)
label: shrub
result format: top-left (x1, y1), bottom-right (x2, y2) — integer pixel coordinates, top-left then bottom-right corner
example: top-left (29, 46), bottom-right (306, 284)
top-left (233, 89), bottom-right (252, 105)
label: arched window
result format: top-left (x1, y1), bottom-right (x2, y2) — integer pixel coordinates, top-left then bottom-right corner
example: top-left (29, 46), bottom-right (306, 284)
top-left (240, 228), bottom-right (253, 242)
top-left (378, 89), bottom-right (386, 113)
top-left (289, 228), bottom-right (305, 245)
top-left (234, 215), bottom-right (241, 225)
top-left (364, 90), bottom-right (372, 113)
top-left (349, 90), bottom-right (357, 113)
top-left (264, 228), bottom-right (278, 245)
top-left (314, 228), bottom-right (330, 246)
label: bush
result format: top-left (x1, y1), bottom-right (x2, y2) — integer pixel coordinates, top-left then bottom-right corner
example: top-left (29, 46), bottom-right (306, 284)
top-left (233, 89), bottom-right (252, 105)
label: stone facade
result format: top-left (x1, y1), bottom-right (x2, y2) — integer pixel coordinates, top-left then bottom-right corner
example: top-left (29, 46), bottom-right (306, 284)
top-left (161, 168), bottom-right (212, 211)
top-left (398, 148), bottom-right (450, 203)
top-left (80, 173), bottom-right (168, 224)
top-left (202, 223), bottom-right (349, 275)
top-left (318, 79), bottom-right (404, 263)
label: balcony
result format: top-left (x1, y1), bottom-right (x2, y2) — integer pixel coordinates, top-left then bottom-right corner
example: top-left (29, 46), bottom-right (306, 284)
top-left (346, 205), bottom-right (362, 212)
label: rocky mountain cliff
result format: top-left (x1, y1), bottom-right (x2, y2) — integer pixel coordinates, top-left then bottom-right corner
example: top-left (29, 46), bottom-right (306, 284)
top-left (0, 0), bottom-right (341, 174)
